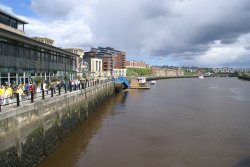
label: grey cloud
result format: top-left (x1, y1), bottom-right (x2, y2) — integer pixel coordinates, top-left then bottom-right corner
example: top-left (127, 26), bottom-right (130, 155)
top-left (193, 12), bottom-right (250, 45)
top-left (31, 0), bottom-right (79, 19)
top-left (244, 46), bottom-right (250, 50)
top-left (224, 55), bottom-right (250, 67)
top-left (27, 0), bottom-right (250, 66)
top-left (141, 1), bottom-right (172, 19)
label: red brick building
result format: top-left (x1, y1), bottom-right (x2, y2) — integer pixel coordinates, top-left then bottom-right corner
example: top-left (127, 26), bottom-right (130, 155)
top-left (126, 60), bottom-right (148, 68)
top-left (85, 47), bottom-right (127, 77)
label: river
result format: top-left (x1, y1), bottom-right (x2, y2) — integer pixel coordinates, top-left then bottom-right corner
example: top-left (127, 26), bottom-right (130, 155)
top-left (38, 77), bottom-right (250, 167)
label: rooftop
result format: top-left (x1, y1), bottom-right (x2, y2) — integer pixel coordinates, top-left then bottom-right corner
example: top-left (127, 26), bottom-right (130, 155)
top-left (0, 8), bottom-right (28, 24)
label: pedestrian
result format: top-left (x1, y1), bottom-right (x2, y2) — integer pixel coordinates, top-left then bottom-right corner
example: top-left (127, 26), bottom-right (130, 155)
top-left (29, 83), bottom-right (34, 96)
top-left (0, 86), bottom-right (3, 110)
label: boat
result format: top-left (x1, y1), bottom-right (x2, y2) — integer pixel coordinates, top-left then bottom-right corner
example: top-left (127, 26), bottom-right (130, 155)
top-left (130, 77), bottom-right (150, 89)
top-left (150, 80), bottom-right (156, 85)
top-left (198, 75), bottom-right (204, 79)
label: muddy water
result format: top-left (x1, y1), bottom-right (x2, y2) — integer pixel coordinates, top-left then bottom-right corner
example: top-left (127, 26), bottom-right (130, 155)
top-left (38, 78), bottom-right (250, 167)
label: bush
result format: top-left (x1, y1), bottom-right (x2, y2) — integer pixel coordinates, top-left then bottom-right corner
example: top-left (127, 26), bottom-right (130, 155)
top-left (64, 74), bottom-right (70, 81)
top-left (34, 76), bottom-right (43, 84)
top-left (51, 76), bottom-right (59, 82)
top-left (77, 75), bottom-right (82, 80)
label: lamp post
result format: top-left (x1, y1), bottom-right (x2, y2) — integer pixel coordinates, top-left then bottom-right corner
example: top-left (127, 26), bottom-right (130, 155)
top-left (78, 60), bottom-right (89, 81)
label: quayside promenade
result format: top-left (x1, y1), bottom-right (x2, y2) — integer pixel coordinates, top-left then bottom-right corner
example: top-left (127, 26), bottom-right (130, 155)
top-left (0, 80), bottom-right (114, 167)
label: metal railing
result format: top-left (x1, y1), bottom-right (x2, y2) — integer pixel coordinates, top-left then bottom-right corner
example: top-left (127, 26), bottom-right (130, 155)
top-left (0, 79), bottom-right (111, 112)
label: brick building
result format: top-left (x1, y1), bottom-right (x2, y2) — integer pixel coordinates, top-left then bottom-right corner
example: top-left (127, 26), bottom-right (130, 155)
top-left (126, 60), bottom-right (149, 68)
top-left (85, 47), bottom-right (126, 77)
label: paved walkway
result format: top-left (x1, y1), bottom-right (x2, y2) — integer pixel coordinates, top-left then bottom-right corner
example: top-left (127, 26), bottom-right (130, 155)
top-left (0, 80), bottom-right (110, 113)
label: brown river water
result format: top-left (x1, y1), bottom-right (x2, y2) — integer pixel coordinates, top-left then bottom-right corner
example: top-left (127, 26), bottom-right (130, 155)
top-left (38, 78), bottom-right (250, 167)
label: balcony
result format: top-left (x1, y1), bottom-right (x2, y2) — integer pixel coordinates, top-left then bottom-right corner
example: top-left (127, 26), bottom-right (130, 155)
top-left (0, 23), bottom-right (25, 36)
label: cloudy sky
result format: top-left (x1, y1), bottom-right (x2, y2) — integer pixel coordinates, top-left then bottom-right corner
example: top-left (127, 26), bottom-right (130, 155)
top-left (1, 0), bottom-right (250, 67)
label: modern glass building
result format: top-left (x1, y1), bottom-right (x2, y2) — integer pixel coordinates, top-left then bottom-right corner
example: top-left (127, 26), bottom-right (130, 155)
top-left (0, 9), bottom-right (77, 85)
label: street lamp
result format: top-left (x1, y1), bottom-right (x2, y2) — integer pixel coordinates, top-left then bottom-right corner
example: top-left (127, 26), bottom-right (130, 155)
top-left (78, 60), bottom-right (89, 80)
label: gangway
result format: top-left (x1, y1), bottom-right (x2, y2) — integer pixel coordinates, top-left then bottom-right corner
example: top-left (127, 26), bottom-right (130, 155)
top-left (113, 76), bottom-right (130, 88)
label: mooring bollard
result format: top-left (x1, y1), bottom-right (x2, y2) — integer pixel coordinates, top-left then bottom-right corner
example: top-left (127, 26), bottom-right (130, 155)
top-left (51, 88), bottom-right (53, 97)
top-left (31, 92), bottom-right (34, 103)
top-left (42, 89), bottom-right (45, 100)
top-left (16, 93), bottom-right (20, 107)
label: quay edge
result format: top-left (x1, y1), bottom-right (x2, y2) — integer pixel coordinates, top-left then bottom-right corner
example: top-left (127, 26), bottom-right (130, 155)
top-left (0, 81), bottom-right (115, 167)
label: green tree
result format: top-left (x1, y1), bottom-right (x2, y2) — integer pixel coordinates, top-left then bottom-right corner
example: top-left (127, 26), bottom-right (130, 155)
top-left (51, 76), bottom-right (59, 82)
top-left (126, 68), bottom-right (152, 76)
top-left (64, 74), bottom-right (70, 81)
top-left (33, 76), bottom-right (43, 84)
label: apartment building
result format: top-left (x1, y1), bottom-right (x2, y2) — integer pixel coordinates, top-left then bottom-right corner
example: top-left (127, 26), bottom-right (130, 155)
top-left (85, 47), bottom-right (127, 77)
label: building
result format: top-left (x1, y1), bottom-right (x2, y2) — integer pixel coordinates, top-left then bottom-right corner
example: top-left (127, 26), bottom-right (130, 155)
top-left (0, 9), bottom-right (27, 36)
top-left (213, 67), bottom-right (235, 73)
top-left (83, 55), bottom-right (102, 79)
top-left (112, 69), bottom-right (127, 77)
top-left (85, 47), bottom-right (126, 77)
top-left (151, 67), bottom-right (184, 77)
top-left (0, 10), bottom-right (78, 85)
top-left (64, 48), bottom-right (84, 77)
top-left (32, 37), bottom-right (54, 45)
top-left (126, 60), bottom-right (149, 68)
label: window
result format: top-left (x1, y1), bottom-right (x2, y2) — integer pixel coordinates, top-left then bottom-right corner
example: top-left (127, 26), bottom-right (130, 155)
top-left (0, 15), bottom-right (10, 26)
top-left (10, 19), bottom-right (17, 28)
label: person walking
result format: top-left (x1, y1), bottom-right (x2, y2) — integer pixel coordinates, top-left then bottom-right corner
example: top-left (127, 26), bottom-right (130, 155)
top-left (0, 86), bottom-right (4, 110)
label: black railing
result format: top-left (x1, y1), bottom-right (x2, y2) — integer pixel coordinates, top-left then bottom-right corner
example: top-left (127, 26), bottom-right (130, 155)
top-left (0, 79), bottom-right (111, 112)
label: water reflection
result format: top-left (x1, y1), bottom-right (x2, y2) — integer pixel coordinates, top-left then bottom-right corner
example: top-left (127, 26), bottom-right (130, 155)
top-left (37, 95), bottom-right (118, 167)
top-left (38, 78), bottom-right (250, 167)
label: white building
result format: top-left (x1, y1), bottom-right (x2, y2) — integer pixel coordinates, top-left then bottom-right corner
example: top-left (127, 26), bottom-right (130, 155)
top-left (113, 69), bottom-right (127, 77)
top-left (90, 58), bottom-right (102, 79)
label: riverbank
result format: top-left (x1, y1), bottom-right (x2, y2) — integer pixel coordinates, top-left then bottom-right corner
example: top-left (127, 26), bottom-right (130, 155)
top-left (238, 76), bottom-right (250, 81)
top-left (125, 75), bottom-right (198, 82)
top-left (145, 75), bottom-right (198, 81)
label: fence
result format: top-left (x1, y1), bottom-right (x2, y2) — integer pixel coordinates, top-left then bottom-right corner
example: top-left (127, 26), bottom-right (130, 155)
top-left (0, 79), bottom-right (110, 112)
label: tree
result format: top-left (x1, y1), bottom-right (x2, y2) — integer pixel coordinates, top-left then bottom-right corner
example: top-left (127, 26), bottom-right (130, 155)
top-left (34, 76), bottom-right (43, 84)
top-left (64, 74), bottom-right (70, 81)
top-left (77, 75), bottom-right (82, 80)
top-left (51, 76), bottom-right (59, 82)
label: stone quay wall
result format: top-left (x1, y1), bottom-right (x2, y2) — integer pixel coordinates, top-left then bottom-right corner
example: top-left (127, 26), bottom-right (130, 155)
top-left (0, 81), bottom-right (115, 167)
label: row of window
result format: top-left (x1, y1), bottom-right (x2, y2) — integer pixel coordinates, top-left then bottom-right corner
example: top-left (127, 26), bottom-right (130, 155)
top-left (0, 14), bottom-right (18, 28)
top-left (0, 41), bottom-right (76, 73)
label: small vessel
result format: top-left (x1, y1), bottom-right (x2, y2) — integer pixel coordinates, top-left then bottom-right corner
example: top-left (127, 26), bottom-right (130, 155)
top-left (198, 75), bottom-right (204, 79)
top-left (150, 80), bottom-right (156, 85)
top-left (130, 77), bottom-right (150, 89)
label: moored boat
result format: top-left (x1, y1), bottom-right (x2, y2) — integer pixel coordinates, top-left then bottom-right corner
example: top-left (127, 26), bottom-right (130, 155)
top-left (130, 77), bottom-right (150, 89)
top-left (150, 80), bottom-right (156, 85)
